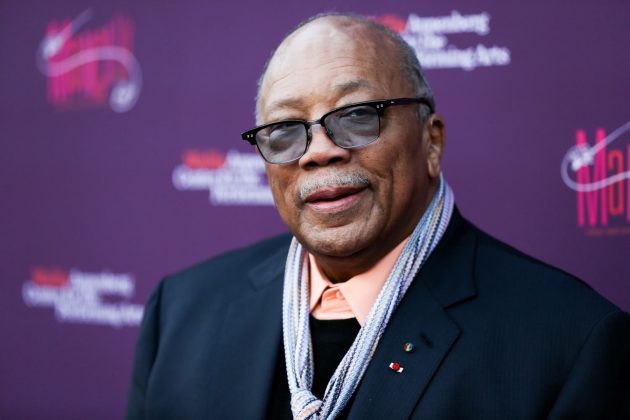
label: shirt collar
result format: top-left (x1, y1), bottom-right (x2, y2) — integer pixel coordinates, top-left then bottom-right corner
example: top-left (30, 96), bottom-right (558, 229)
top-left (308, 237), bottom-right (409, 326)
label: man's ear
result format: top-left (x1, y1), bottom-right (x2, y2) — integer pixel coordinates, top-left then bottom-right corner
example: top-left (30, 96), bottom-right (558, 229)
top-left (425, 114), bottom-right (445, 178)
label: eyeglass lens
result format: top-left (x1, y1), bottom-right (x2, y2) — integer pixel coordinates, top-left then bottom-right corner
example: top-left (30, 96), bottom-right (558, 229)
top-left (256, 104), bottom-right (381, 163)
top-left (257, 123), bottom-right (308, 164)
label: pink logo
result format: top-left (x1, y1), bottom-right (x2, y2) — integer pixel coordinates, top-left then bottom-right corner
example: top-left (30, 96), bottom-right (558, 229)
top-left (36, 9), bottom-right (142, 112)
top-left (31, 267), bottom-right (69, 288)
top-left (561, 122), bottom-right (630, 235)
top-left (181, 149), bottom-right (226, 170)
top-left (374, 14), bottom-right (407, 33)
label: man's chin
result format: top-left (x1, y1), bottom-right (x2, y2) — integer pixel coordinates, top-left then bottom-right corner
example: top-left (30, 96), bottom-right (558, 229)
top-left (297, 227), bottom-right (370, 260)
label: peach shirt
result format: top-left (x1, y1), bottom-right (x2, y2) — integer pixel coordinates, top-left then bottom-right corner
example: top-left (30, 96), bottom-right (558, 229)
top-left (308, 237), bottom-right (409, 327)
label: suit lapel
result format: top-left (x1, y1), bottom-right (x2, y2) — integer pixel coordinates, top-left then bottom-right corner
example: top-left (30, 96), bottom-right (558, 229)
top-left (211, 241), bottom-right (288, 420)
top-left (348, 210), bottom-right (478, 419)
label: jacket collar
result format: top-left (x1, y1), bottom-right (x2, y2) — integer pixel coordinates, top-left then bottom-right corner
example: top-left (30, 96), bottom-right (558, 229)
top-left (421, 207), bottom-right (478, 308)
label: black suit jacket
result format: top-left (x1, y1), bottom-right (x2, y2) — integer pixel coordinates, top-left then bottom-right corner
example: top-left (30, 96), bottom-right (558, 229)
top-left (126, 210), bottom-right (630, 419)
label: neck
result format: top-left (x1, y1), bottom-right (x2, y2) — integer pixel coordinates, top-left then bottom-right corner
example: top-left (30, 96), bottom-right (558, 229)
top-left (310, 241), bottom-right (400, 283)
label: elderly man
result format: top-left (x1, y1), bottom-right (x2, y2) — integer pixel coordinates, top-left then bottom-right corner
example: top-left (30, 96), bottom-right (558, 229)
top-left (126, 14), bottom-right (630, 419)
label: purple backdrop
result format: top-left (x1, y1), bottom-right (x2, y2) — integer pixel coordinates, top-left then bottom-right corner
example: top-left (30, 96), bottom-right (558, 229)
top-left (1, 1), bottom-right (629, 418)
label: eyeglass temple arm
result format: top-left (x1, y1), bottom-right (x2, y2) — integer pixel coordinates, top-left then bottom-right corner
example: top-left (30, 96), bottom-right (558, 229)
top-left (385, 97), bottom-right (435, 114)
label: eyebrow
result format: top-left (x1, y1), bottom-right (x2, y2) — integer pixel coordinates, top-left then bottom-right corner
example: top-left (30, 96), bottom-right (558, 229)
top-left (265, 79), bottom-right (374, 116)
top-left (333, 79), bottom-right (374, 96)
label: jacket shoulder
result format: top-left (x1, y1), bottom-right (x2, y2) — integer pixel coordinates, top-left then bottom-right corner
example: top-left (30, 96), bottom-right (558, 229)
top-left (159, 232), bottom-right (291, 303)
top-left (469, 222), bottom-right (621, 319)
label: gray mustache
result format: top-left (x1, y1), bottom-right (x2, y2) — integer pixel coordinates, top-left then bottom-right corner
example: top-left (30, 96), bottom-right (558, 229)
top-left (298, 172), bottom-right (370, 201)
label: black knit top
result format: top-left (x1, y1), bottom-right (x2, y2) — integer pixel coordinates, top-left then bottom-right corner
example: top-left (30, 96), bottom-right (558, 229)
top-left (266, 316), bottom-right (361, 419)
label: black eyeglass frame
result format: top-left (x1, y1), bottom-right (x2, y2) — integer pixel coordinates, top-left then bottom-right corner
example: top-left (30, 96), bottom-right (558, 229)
top-left (241, 97), bottom-right (435, 164)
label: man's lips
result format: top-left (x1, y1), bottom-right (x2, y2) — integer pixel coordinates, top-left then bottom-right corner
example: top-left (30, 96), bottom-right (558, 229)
top-left (304, 186), bottom-right (365, 202)
top-left (303, 186), bottom-right (367, 212)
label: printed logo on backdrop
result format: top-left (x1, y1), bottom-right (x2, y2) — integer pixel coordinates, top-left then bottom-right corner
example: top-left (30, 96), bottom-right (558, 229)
top-left (36, 9), bottom-right (142, 112)
top-left (22, 267), bottom-right (144, 327)
top-left (375, 11), bottom-right (511, 71)
top-left (561, 122), bottom-right (630, 236)
top-left (172, 149), bottom-right (274, 206)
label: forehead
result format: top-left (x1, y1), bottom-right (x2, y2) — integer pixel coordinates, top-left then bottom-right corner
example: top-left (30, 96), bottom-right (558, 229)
top-left (258, 19), bottom-right (408, 121)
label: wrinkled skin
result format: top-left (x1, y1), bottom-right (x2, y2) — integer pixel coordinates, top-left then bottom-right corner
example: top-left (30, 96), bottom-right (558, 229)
top-left (258, 17), bottom-right (445, 282)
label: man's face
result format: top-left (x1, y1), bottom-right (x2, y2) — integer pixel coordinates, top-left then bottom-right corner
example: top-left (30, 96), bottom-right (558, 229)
top-left (258, 19), bottom-right (443, 276)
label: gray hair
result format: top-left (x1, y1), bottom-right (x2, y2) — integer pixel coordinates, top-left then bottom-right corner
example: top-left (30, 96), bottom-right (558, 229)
top-left (255, 12), bottom-right (435, 123)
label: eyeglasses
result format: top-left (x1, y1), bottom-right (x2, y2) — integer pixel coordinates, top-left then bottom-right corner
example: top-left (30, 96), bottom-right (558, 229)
top-left (241, 97), bottom-right (434, 164)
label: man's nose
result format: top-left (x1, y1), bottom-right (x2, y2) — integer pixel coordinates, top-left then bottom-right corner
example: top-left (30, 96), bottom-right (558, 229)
top-left (298, 124), bottom-right (351, 168)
